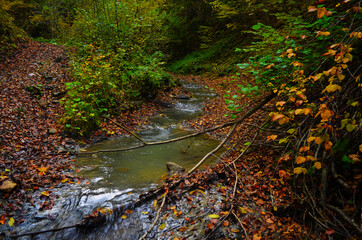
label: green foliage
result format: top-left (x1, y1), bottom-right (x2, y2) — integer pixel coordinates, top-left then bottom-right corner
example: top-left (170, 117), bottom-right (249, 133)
top-left (60, 0), bottom-right (174, 135)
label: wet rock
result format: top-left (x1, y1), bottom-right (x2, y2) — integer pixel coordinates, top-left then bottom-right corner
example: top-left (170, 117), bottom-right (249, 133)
top-left (166, 162), bottom-right (185, 172)
top-left (57, 146), bottom-right (66, 153)
top-left (48, 128), bottom-right (57, 134)
top-left (175, 94), bottom-right (191, 100)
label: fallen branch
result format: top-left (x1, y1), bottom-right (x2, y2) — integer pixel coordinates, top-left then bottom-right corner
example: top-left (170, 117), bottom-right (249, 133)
top-left (326, 203), bottom-right (362, 235)
top-left (77, 93), bottom-right (276, 156)
top-left (188, 93), bottom-right (276, 174)
top-left (139, 191), bottom-right (168, 240)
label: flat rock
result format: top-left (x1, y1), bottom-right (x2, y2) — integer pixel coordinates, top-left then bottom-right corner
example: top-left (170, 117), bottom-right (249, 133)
top-left (48, 128), bottom-right (57, 134)
top-left (166, 162), bottom-right (185, 172)
top-left (0, 180), bottom-right (17, 192)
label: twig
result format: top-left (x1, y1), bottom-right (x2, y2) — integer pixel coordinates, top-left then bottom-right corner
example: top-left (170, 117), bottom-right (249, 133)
top-left (232, 211), bottom-right (249, 239)
top-left (326, 203), bottom-right (362, 235)
top-left (139, 191), bottom-right (168, 240)
top-left (188, 93), bottom-right (276, 173)
top-left (188, 123), bottom-right (237, 174)
top-left (105, 116), bottom-right (147, 144)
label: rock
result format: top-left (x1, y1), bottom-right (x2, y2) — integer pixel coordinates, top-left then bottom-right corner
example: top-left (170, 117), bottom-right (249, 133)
top-left (48, 128), bottom-right (57, 134)
top-left (175, 94), bottom-right (191, 100)
top-left (0, 180), bottom-right (17, 192)
top-left (25, 85), bottom-right (42, 96)
top-left (57, 147), bottom-right (66, 153)
top-left (39, 99), bottom-right (47, 109)
top-left (166, 162), bottom-right (185, 172)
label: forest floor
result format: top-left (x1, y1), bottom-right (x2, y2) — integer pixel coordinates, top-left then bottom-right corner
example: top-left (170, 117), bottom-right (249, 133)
top-left (0, 40), bottom-right (311, 239)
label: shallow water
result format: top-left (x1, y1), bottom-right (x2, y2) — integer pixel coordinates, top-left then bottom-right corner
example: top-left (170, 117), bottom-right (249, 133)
top-left (9, 82), bottom-right (221, 239)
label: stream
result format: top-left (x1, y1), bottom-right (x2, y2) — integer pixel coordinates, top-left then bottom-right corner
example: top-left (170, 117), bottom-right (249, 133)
top-left (8, 82), bottom-right (226, 239)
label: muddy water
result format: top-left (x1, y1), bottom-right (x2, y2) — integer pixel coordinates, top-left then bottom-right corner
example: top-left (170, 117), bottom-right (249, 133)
top-left (9, 82), bottom-right (222, 239)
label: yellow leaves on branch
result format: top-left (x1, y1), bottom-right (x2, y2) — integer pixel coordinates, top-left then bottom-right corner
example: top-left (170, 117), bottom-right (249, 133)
top-left (316, 104), bottom-right (334, 122)
top-left (269, 113), bottom-right (289, 125)
top-left (316, 31), bottom-right (331, 37)
top-left (294, 167), bottom-right (307, 175)
top-left (350, 32), bottom-right (362, 39)
top-left (294, 108), bottom-right (313, 116)
top-left (323, 84), bottom-right (342, 93)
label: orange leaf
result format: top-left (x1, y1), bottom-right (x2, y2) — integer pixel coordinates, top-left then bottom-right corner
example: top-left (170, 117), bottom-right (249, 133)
top-left (299, 146), bottom-right (310, 152)
top-left (267, 135), bottom-right (278, 142)
top-left (296, 156), bottom-right (307, 164)
top-left (276, 101), bottom-right (286, 107)
top-left (315, 137), bottom-right (323, 144)
top-left (179, 226), bottom-right (188, 232)
top-left (317, 7), bottom-right (327, 18)
top-left (231, 229), bottom-right (240, 233)
top-left (314, 162), bottom-right (322, 169)
top-left (0, 215), bottom-right (5, 225)
top-left (253, 232), bottom-right (262, 240)
top-left (271, 113), bottom-right (284, 122)
top-left (324, 141), bottom-right (333, 150)
top-left (308, 6), bottom-right (318, 12)
top-left (125, 209), bottom-right (133, 214)
top-left (223, 220), bottom-right (230, 227)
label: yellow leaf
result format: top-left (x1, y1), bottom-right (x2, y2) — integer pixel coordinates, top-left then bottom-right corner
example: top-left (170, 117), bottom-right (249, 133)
top-left (295, 109), bottom-right (304, 115)
top-left (278, 116), bottom-right (289, 125)
top-left (307, 155), bottom-right (316, 161)
top-left (238, 207), bottom-right (247, 214)
top-left (37, 166), bottom-right (48, 176)
top-left (296, 156), bottom-right (307, 164)
top-left (294, 167), bottom-right (307, 175)
top-left (121, 215), bottom-right (127, 219)
top-left (276, 101), bottom-right (286, 107)
top-left (267, 135), bottom-right (278, 142)
top-left (160, 223), bottom-right (166, 230)
top-left (346, 124), bottom-right (356, 132)
top-left (208, 214), bottom-right (220, 219)
top-left (359, 144), bottom-right (362, 152)
top-left (307, 137), bottom-right (316, 143)
top-left (42, 191), bottom-right (50, 197)
top-left (314, 162), bottom-right (322, 169)
top-left (8, 217), bottom-right (14, 227)
top-left (153, 200), bottom-right (157, 208)
top-left (324, 84), bottom-right (342, 93)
